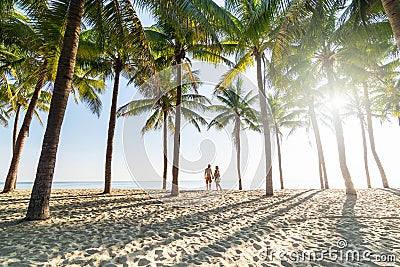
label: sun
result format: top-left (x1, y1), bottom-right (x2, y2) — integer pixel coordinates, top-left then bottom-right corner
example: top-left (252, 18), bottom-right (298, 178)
top-left (330, 94), bottom-right (347, 110)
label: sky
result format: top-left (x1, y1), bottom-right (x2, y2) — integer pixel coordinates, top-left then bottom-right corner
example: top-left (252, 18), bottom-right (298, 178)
top-left (0, 3), bottom-right (399, 190)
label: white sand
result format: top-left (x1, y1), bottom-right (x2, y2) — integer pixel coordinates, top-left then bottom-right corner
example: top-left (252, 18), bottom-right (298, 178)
top-left (0, 188), bottom-right (399, 266)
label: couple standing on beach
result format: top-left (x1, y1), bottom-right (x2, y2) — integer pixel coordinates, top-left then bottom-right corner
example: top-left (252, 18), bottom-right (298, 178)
top-left (204, 164), bottom-right (222, 190)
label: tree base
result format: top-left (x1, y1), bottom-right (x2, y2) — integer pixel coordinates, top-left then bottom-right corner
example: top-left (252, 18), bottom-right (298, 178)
top-left (346, 188), bottom-right (357, 195)
top-left (171, 184), bottom-right (179, 196)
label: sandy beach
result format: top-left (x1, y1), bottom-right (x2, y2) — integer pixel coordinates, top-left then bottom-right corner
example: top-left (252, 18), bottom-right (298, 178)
top-left (0, 189), bottom-right (399, 266)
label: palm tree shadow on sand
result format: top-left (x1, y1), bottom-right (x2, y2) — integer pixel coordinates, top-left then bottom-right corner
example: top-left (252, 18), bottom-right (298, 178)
top-left (165, 190), bottom-right (322, 265)
top-left (332, 194), bottom-right (383, 267)
top-left (379, 188), bottom-right (400, 197)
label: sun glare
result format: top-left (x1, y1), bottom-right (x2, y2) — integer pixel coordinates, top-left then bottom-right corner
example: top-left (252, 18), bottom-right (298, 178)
top-left (330, 95), bottom-right (346, 110)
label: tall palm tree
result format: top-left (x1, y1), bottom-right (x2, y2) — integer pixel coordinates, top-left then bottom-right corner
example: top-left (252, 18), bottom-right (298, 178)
top-left (208, 79), bottom-right (260, 190)
top-left (26, 0), bottom-right (85, 220)
top-left (74, 0), bottom-right (153, 194)
top-left (300, 4), bottom-right (356, 195)
top-left (99, 0), bottom-right (151, 194)
top-left (216, 0), bottom-right (306, 195)
top-left (144, 1), bottom-right (236, 196)
top-left (337, 19), bottom-right (394, 188)
top-left (283, 50), bottom-right (331, 189)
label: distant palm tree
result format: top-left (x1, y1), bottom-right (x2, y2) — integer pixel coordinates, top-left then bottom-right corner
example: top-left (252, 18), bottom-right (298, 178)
top-left (345, 87), bottom-right (371, 188)
top-left (118, 88), bottom-right (209, 190)
top-left (118, 68), bottom-right (208, 189)
top-left (267, 91), bottom-right (305, 190)
top-left (208, 79), bottom-right (260, 190)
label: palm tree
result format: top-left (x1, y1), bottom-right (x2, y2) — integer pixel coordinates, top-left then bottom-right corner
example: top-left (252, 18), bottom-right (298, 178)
top-left (209, 79), bottom-right (260, 190)
top-left (285, 54), bottom-right (331, 190)
top-left (0, 7), bottom-right (53, 192)
top-left (299, 5), bottom-right (356, 195)
top-left (344, 87), bottom-right (371, 188)
top-left (100, 1), bottom-right (150, 194)
top-left (74, 0), bottom-right (152, 194)
top-left (216, 0), bottom-right (306, 195)
top-left (118, 82), bottom-right (209, 190)
top-left (2, 4), bottom-right (103, 193)
top-left (337, 19), bottom-right (394, 188)
top-left (363, 83), bottom-right (390, 188)
top-left (144, 1), bottom-right (236, 196)
top-left (26, 0), bottom-right (85, 220)
top-left (266, 91), bottom-right (305, 190)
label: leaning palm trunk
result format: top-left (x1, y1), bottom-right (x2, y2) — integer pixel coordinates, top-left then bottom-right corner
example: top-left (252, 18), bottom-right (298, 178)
top-left (104, 62), bottom-right (122, 194)
top-left (171, 52), bottom-right (183, 196)
top-left (235, 117), bottom-right (242, 190)
top-left (12, 104), bottom-right (21, 152)
top-left (381, 0), bottom-right (400, 51)
top-left (308, 100), bottom-right (328, 189)
top-left (255, 51), bottom-right (273, 196)
top-left (162, 110), bottom-right (168, 190)
top-left (275, 127), bottom-right (283, 189)
top-left (363, 83), bottom-right (389, 188)
top-left (325, 63), bottom-right (356, 195)
top-left (26, 0), bottom-right (84, 220)
top-left (3, 63), bottom-right (48, 193)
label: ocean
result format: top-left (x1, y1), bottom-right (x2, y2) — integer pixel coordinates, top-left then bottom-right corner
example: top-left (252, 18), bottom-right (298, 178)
top-left (0, 180), bottom-right (241, 190)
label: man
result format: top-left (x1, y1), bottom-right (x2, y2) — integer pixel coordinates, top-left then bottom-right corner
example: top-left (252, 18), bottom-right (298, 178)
top-left (204, 164), bottom-right (213, 190)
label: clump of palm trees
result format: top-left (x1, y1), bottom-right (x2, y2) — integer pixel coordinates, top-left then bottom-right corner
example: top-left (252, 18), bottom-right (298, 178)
top-left (1, 0), bottom-right (399, 220)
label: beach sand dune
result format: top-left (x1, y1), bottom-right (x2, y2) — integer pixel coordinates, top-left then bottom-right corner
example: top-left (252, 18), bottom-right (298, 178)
top-left (0, 189), bottom-right (399, 266)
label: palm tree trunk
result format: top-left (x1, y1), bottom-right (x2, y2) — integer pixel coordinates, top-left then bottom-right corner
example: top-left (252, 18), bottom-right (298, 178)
top-left (275, 127), bottom-right (283, 189)
top-left (325, 62), bottom-right (356, 195)
top-left (255, 50), bottom-right (273, 196)
top-left (235, 117), bottom-right (242, 190)
top-left (318, 160), bottom-right (324, 189)
top-left (359, 115), bottom-right (371, 188)
top-left (171, 50), bottom-right (183, 196)
top-left (25, 0), bottom-right (84, 220)
top-left (3, 62), bottom-right (48, 193)
top-left (104, 61), bottom-right (122, 194)
top-left (381, 0), bottom-right (400, 51)
top-left (12, 104), bottom-right (21, 152)
top-left (352, 88), bottom-right (371, 188)
top-left (162, 110), bottom-right (168, 190)
top-left (308, 100), bottom-right (328, 189)
top-left (10, 103), bottom-right (21, 191)
top-left (363, 83), bottom-right (389, 188)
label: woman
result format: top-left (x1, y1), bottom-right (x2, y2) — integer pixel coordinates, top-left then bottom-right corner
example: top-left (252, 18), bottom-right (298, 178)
top-left (214, 166), bottom-right (222, 191)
